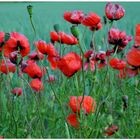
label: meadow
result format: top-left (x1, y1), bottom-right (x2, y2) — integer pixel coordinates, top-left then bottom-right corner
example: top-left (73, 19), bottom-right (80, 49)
top-left (0, 1), bottom-right (140, 138)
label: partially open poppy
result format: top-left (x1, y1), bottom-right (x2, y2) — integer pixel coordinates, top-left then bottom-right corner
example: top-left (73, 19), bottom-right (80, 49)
top-left (69, 96), bottom-right (96, 114)
top-left (108, 28), bottom-right (132, 49)
top-left (57, 52), bottom-right (82, 77)
top-left (109, 58), bottom-right (126, 70)
top-left (4, 32), bottom-right (30, 58)
top-left (22, 60), bottom-right (42, 79)
top-left (30, 78), bottom-right (44, 92)
top-left (0, 32), bottom-right (5, 52)
top-left (105, 2), bottom-right (125, 21)
top-left (81, 12), bottom-right (100, 27)
top-left (11, 87), bottom-right (22, 96)
top-left (0, 59), bottom-right (16, 74)
top-left (34, 40), bottom-right (58, 57)
top-left (66, 114), bottom-right (80, 128)
top-left (126, 47), bottom-right (140, 67)
top-left (135, 24), bottom-right (140, 46)
top-left (64, 10), bottom-right (84, 24)
top-left (50, 31), bottom-right (78, 45)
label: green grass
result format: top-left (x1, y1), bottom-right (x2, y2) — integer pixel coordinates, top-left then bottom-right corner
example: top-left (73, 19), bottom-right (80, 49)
top-left (0, 2), bottom-right (140, 138)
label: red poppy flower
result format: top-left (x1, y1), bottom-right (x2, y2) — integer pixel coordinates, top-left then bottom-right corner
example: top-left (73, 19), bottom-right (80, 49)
top-left (28, 50), bottom-right (44, 61)
top-left (50, 31), bottom-right (78, 45)
top-left (108, 27), bottom-right (132, 47)
top-left (0, 32), bottom-right (5, 52)
top-left (110, 58), bottom-right (126, 70)
top-left (136, 24), bottom-right (140, 36)
top-left (105, 2), bottom-right (125, 21)
top-left (4, 32), bottom-right (30, 58)
top-left (0, 59), bottom-right (16, 74)
top-left (104, 125), bottom-right (119, 136)
top-left (34, 40), bottom-right (58, 57)
top-left (67, 114), bottom-right (80, 128)
top-left (69, 96), bottom-right (96, 114)
top-left (64, 10), bottom-right (84, 24)
top-left (135, 24), bottom-right (140, 46)
top-left (89, 22), bottom-right (102, 31)
top-left (126, 47), bottom-right (140, 67)
top-left (30, 78), bottom-right (44, 92)
top-left (119, 67), bottom-right (138, 78)
top-left (57, 52), bottom-right (82, 77)
top-left (22, 60), bottom-right (42, 79)
top-left (47, 55), bottom-right (59, 70)
top-left (81, 12), bottom-right (100, 27)
top-left (84, 50), bottom-right (107, 71)
top-left (11, 87), bottom-right (22, 96)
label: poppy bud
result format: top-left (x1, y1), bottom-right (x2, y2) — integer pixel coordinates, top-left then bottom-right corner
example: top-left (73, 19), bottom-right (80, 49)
top-left (54, 24), bottom-right (60, 33)
top-left (27, 5), bottom-right (33, 17)
top-left (70, 26), bottom-right (80, 39)
top-left (122, 95), bottom-right (128, 111)
top-left (4, 32), bottom-right (10, 42)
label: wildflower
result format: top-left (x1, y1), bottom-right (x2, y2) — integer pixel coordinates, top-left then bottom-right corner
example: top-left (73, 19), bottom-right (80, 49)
top-left (109, 58), bottom-right (126, 70)
top-left (57, 52), bottom-right (82, 77)
top-left (81, 12), bottom-right (100, 27)
top-left (50, 31), bottom-right (78, 45)
top-left (108, 28), bottom-right (132, 51)
top-left (105, 2), bottom-right (125, 21)
top-left (69, 96), bottom-right (96, 114)
top-left (126, 47), bottom-right (140, 67)
top-left (11, 88), bottom-right (22, 96)
top-left (34, 40), bottom-right (58, 57)
top-left (4, 32), bottom-right (30, 57)
top-left (30, 78), bottom-right (44, 92)
top-left (66, 114), bottom-right (80, 128)
top-left (0, 32), bottom-right (5, 52)
top-left (64, 10), bottom-right (84, 24)
top-left (0, 59), bottom-right (16, 74)
top-left (22, 60), bottom-right (42, 79)
top-left (135, 24), bottom-right (140, 46)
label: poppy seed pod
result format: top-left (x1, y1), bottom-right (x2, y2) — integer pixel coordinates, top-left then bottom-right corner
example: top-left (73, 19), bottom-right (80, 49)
top-left (54, 24), bottom-right (60, 33)
top-left (70, 26), bottom-right (80, 39)
top-left (27, 5), bottom-right (33, 17)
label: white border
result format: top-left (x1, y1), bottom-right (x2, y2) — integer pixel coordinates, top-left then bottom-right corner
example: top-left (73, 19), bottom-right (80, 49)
top-left (1, 0), bottom-right (140, 1)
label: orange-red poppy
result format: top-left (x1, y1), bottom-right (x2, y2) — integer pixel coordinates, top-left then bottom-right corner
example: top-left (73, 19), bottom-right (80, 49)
top-left (126, 47), bottom-right (140, 67)
top-left (64, 10), bottom-right (84, 24)
top-left (110, 58), bottom-right (126, 70)
top-left (69, 96), bottom-right (96, 114)
top-left (50, 31), bottom-right (78, 45)
top-left (81, 12), bottom-right (100, 27)
top-left (0, 59), bottom-right (16, 74)
top-left (57, 52), bottom-right (82, 77)
top-left (23, 60), bottom-right (42, 79)
top-left (66, 114), bottom-right (80, 128)
top-left (30, 78), bottom-right (44, 92)
top-left (4, 32), bottom-right (30, 57)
